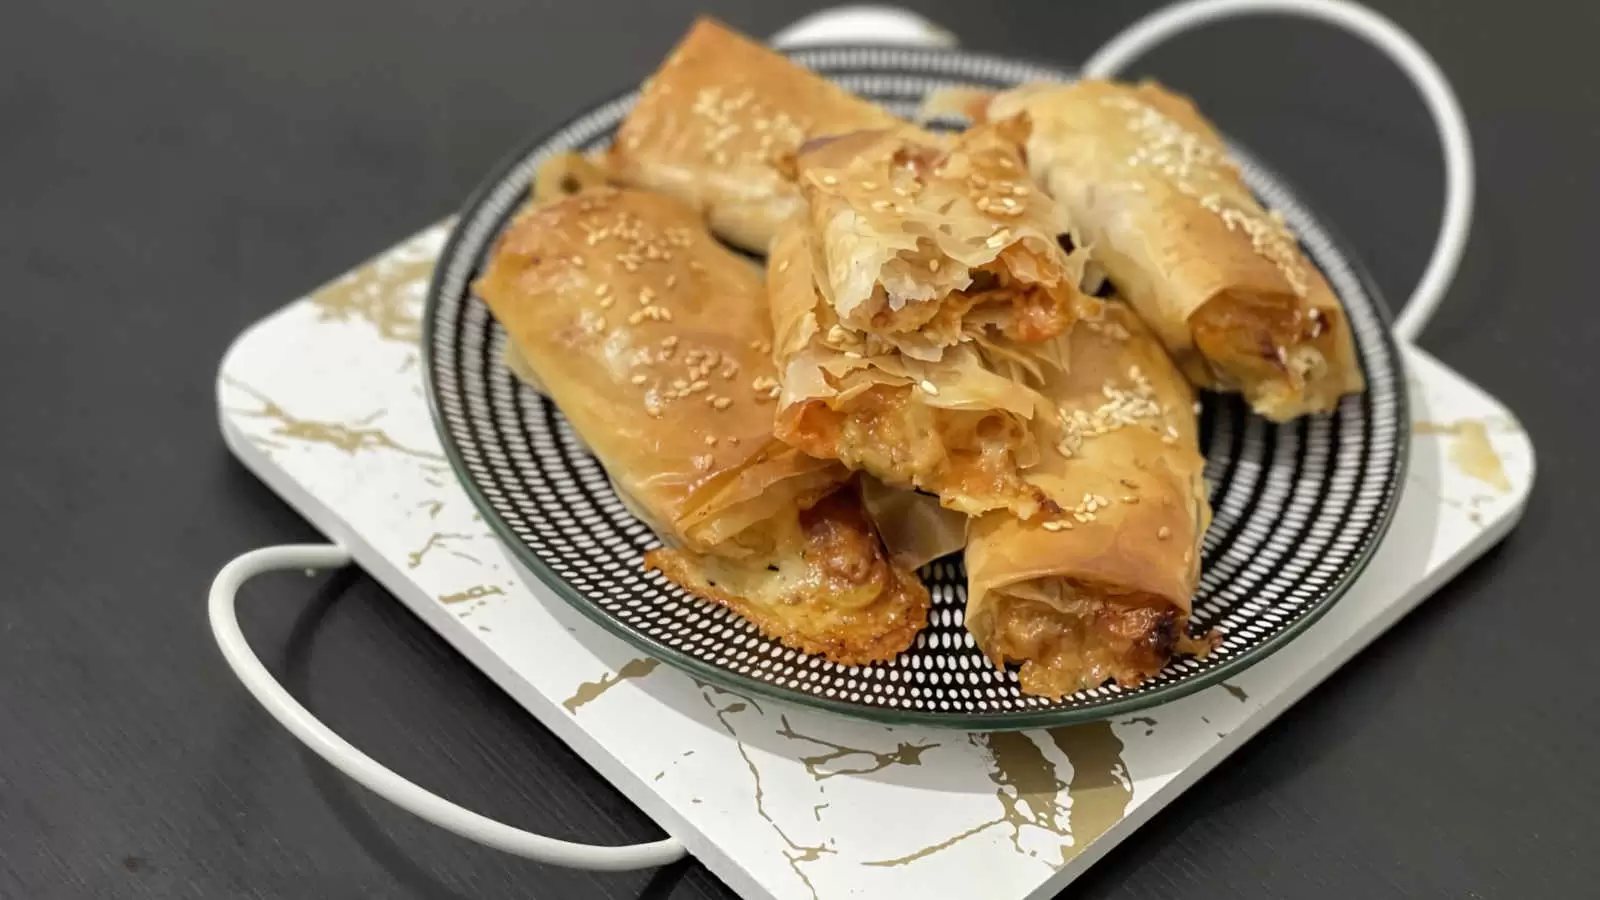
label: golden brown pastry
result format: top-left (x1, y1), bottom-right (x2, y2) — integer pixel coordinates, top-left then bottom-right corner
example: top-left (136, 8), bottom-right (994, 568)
top-left (792, 119), bottom-right (1095, 360)
top-left (474, 186), bottom-right (928, 664)
top-left (977, 80), bottom-right (1364, 420)
top-left (504, 153), bottom-right (618, 394)
top-left (767, 216), bottom-right (1056, 519)
top-left (607, 17), bottom-right (905, 253)
top-left (964, 303), bottom-right (1213, 698)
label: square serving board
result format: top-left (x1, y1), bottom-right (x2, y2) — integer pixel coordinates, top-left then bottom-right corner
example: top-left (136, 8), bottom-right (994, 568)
top-left (217, 217), bottom-right (1531, 900)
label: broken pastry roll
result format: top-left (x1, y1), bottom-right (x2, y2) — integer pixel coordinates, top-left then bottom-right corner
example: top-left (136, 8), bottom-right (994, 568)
top-left (767, 217), bottom-right (1059, 519)
top-left (791, 118), bottom-right (1097, 361)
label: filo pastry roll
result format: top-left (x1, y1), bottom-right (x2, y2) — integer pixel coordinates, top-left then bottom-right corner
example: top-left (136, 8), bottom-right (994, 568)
top-left (977, 80), bottom-right (1363, 421)
top-left (768, 216), bottom-right (1055, 519)
top-left (474, 186), bottom-right (928, 664)
top-left (792, 119), bottom-right (1097, 360)
top-left (607, 17), bottom-right (906, 253)
top-left (965, 303), bottom-right (1213, 698)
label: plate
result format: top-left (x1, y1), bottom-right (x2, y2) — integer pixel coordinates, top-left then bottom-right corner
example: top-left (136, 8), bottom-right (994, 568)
top-left (423, 46), bottom-right (1407, 729)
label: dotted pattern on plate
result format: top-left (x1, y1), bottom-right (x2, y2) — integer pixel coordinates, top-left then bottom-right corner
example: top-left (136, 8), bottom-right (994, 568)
top-left (424, 47), bottom-right (1406, 727)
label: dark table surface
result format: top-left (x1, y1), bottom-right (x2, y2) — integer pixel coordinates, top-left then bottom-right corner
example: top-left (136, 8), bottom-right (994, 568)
top-left (4, 0), bottom-right (1596, 897)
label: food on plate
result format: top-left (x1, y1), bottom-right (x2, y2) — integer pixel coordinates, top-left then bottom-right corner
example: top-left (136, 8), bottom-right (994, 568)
top-left (607, 17), bottom-right (909, 253)
top-left (465, 23), bottom-right (1377, 701)
top-left (964, 303), bottom-right (1214, 697)
top-left (791, 119), bottom-right (1096, 359)
top-left (973, 80), bottom-right (1364, 420)
top-left (767, 215), bottom-right (1056, 518)
top-left (474, 186), bottom-right (928, 663)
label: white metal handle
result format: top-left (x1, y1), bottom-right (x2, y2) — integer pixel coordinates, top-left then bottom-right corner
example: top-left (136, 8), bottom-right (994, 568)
top-left (1082, 0), bottom-right (1475, 345)
top-left (208, 544), bottom-right (687, 870)
top-left (770, 5), bottom-right (957, 49)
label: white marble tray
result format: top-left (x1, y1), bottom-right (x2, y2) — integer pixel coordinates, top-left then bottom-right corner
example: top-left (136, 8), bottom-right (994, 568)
top-left (216, 221), bottom-right (1533, 900)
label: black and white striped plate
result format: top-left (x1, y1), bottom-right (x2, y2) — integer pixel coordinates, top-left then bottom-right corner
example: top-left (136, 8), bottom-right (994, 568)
top-left (423, 47), bottom-right (1407, 730)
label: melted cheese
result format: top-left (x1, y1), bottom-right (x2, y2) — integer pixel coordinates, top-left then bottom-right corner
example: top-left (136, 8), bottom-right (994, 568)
top-left (645, 489), bottom-right (930, 665)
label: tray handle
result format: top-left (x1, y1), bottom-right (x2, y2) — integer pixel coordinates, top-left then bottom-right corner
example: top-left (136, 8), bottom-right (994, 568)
top-left (209, 544), bottom-right (687, 870)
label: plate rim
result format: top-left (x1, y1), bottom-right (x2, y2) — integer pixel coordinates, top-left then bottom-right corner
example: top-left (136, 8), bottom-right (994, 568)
top-left (421, 47), bottom-right (1411, 731)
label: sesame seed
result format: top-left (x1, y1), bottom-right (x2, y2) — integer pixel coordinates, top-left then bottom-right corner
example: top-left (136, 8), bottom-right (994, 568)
top-left (861, 180), bottom-right (879, 191)
top-left (630, 373), bottom-right (647, 385)
top-left (986, 229), bottom-right (1012, 248)
top-left (1042, 521), bottom-right (1065, 532)
top-left (821, 174), bottom-right (838, 186)
top-left (928, 259), bottom-right (940, 272)
top-left (712, 397), bottom-right (733, 410)
top-left (1123, 495), bottom-right (1139, 504)
top-left (919, 379), bottom-right (939, 396)
top-left (704, 436), bottom-right (718, 447)
top-left (870, 200), bottom-right (891, 212)
top-left (627, 311), bottom-right (645, 325)
top-left (600, 296), bottom-right (614, 309)
top-left (689, 380), bottom-right (708, 393)
top-left (595, 283), bottom-right (611, 297)
top-left (777, 259), bottom-right (790, 273)
top-left (1158, 526), bottom-right (1172, 540)
top-left (665, 274), bottom-right (678, 289)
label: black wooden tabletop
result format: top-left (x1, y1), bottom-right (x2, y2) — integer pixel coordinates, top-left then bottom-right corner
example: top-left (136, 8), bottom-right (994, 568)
top-left (4, 1), bottom-right (1595, 897)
